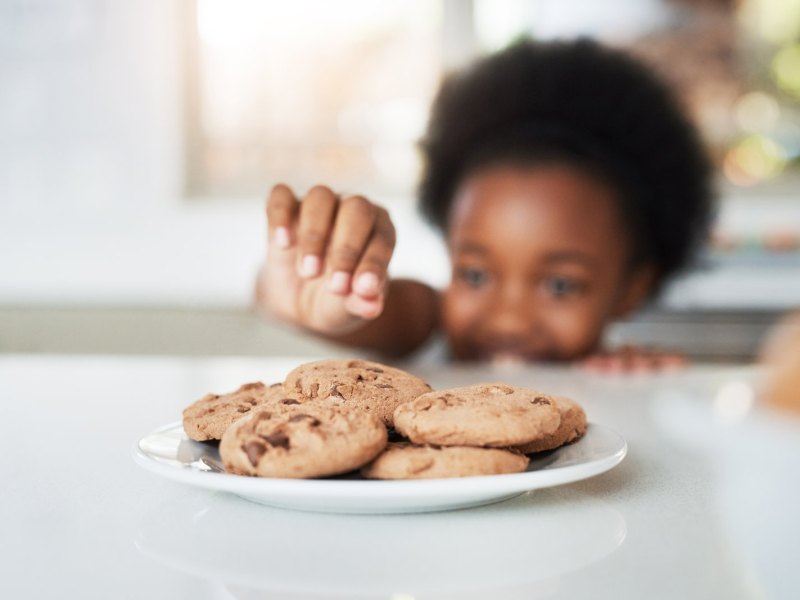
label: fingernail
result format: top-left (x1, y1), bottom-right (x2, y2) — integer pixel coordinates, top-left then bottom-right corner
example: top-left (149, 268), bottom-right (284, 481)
top-left (328, 271), bottom-right (351, 294)
top-left (354, 272), bottom-right (380, 296)
top-left (274, 227), bottom-right (290, 249)
top-left (359, 296), bottom-right (383, 319)
top-left (300, 255), bottom-right (321, 278)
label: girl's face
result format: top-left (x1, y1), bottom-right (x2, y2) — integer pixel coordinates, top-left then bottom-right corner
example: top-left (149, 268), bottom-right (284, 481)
top-left (442, 163), bottom-right (653, 362)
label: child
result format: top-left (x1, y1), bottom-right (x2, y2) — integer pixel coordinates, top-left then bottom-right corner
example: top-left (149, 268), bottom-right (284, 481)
top-left (256, 39), bottom-right (714, 367)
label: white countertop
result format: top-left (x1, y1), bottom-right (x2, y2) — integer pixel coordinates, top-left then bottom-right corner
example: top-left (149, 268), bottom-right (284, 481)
top-left (2, 354), bottom-right (799, 599)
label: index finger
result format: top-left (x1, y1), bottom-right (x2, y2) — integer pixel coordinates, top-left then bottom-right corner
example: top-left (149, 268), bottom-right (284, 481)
top-left (266, 183), bottom-right (299, 249)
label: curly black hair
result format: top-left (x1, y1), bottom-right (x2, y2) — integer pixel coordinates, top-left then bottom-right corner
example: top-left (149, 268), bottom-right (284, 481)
top-left (418, 38), bottom-right (715, 293)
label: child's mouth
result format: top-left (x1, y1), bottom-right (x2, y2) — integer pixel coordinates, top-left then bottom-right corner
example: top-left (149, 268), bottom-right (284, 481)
top-left (489, 352), bottom-right (528, 368)
top-left (476, 344), bottom-right (542, 364)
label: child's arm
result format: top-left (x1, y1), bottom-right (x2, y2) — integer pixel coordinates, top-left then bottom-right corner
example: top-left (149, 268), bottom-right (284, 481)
top-left (255, 184), bottom-right (439, 357)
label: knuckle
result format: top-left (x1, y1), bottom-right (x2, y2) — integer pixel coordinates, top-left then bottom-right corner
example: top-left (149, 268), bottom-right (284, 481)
top-left (331, 243), bottom-right (363, 267)
top-left (267, 188), bottom-right (294, 215)
top-left (267, 202), bottom-right (290, 218)
top-left (360, 255), bottom-right (389, 273)
top-left (299, 228), bottom-right (326, 247)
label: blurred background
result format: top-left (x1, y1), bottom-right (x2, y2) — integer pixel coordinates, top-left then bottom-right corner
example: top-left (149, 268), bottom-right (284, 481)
top-left (1, 0), bottom-right (799, 361)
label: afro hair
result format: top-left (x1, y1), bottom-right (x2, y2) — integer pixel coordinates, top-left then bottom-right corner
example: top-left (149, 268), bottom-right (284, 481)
top-left (417, 38), bottom-right (715, 291)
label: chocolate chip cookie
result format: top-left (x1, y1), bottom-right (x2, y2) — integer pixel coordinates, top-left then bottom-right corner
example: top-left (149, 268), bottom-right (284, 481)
top-left (183, 381), bottom-right (301, 441)
top-left (219, 404), bottom-right (387, 478)
top-left (361, 442), bottom-right (529, 479)
top-left (284, 359), bottom-right (432, 426)
top-left (515, 395), bottom-right (587, 454)
top-left (393, 383), bottom-right (561, 447)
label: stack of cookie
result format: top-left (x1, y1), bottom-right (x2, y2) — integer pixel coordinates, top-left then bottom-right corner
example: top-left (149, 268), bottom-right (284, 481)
top-left (368, 384), bottom-right (586, 480)
top-left (181, 359), bottom-right (586, 480)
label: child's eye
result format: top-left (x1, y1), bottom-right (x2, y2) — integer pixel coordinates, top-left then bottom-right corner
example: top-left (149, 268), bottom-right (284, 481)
top-left (456, 267), bottom-right (489, 288)
top-left (541, 276), bottom-right (585, 298)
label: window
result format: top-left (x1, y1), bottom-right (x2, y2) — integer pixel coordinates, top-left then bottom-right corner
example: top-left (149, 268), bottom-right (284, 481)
top-left (185, 0), bottom-right (800, 208)
top-left (185, 0), bottom-right (443, 200)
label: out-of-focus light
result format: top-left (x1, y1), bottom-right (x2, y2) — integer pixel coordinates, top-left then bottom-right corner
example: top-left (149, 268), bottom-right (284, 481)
top-left (739, 0), bottom-right (800, 45)
top-left (713, 381), bottom-right (754, 421)
top-left (372, 99), bottom-right (428, 141)
top-left (734, 91), bottom-right (780, 133)
top-left (474, 0), bottom-right (535, 52)
top-left (370, 143), bottom-right (420, 185)
top-left (197, 0), bottom-right (266, 49)
top-left (197, 0), bottom-right (435, 48)
top-left (772, 44), bottom-right (800, 97)
top-left (723, 134), bottom-right (787, 186)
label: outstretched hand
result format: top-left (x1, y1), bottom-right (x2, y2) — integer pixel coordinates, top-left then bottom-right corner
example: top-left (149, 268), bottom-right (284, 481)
top-left (579, 345), bottom-right (687, 374)
top-left (258, 184), bottom-right (397, 336)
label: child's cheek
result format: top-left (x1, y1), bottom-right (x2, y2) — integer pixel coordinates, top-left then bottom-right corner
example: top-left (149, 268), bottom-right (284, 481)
top-left (441, 287), bottom-right (484, 334)
top-left (547, 308), bottom-right (605, 357)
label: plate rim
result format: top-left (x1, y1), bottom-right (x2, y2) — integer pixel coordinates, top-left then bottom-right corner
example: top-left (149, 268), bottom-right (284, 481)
top-left (133, 420), bottom-right (627, 502)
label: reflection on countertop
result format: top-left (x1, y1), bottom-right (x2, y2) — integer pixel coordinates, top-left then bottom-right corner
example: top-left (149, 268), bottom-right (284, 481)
top-left (135, 491), bottom-right (626, 600)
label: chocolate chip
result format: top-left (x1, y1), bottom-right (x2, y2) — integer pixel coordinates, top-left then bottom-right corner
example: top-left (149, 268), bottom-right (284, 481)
top-left (254, 411), bottom-right (273, 423)
top-left (532, 397), bottom-right (551, 406)
top-left (356, 374), bottom-right (364, 382)
top-left (237, 406), bottom-right (251, 413)
top-left (240, 382), bottom-right (264, 391)
top-left (242, 441), bottom-right (266, 466)
top-left (490, 385), bottom-right (514, 394)
top-left (280, 398), bottom-right (301, 405)
top-left (288, 414), bottom-right (321, 427)
top-left (262, 432), bottom-right (290, 449)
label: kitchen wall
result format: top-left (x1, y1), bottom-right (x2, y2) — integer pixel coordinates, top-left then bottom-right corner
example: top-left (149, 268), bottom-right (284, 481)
top-left (0, 0), bottom-right (447, 306)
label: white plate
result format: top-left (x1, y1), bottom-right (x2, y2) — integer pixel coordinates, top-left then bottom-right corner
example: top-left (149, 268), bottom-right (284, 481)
top-left (133, 422), bottom-right (626, 514)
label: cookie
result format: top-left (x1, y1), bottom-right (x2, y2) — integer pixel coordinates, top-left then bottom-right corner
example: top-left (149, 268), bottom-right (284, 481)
top-left (219, 404), bottom-right (387, 478)
top-left (515, 396), bottom-right (587, 454)
top-left (393, 383), bottom-right (561, 447)
top-left (183, 381), bottom-right (301, 441)
top-left (361, 442), bottom-right (529, 479)
top-left (284, 359), bottom-right (432, 426)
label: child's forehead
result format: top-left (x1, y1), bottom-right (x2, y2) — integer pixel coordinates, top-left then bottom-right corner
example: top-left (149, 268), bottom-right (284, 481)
top-left (450, 165), bottom-right (626, 233)
top-left (447, 165), bottom-right (633, 268)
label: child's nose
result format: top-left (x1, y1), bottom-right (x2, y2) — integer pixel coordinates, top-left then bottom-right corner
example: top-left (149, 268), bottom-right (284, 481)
top-left (485, 283), bottom-right (538, 336)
